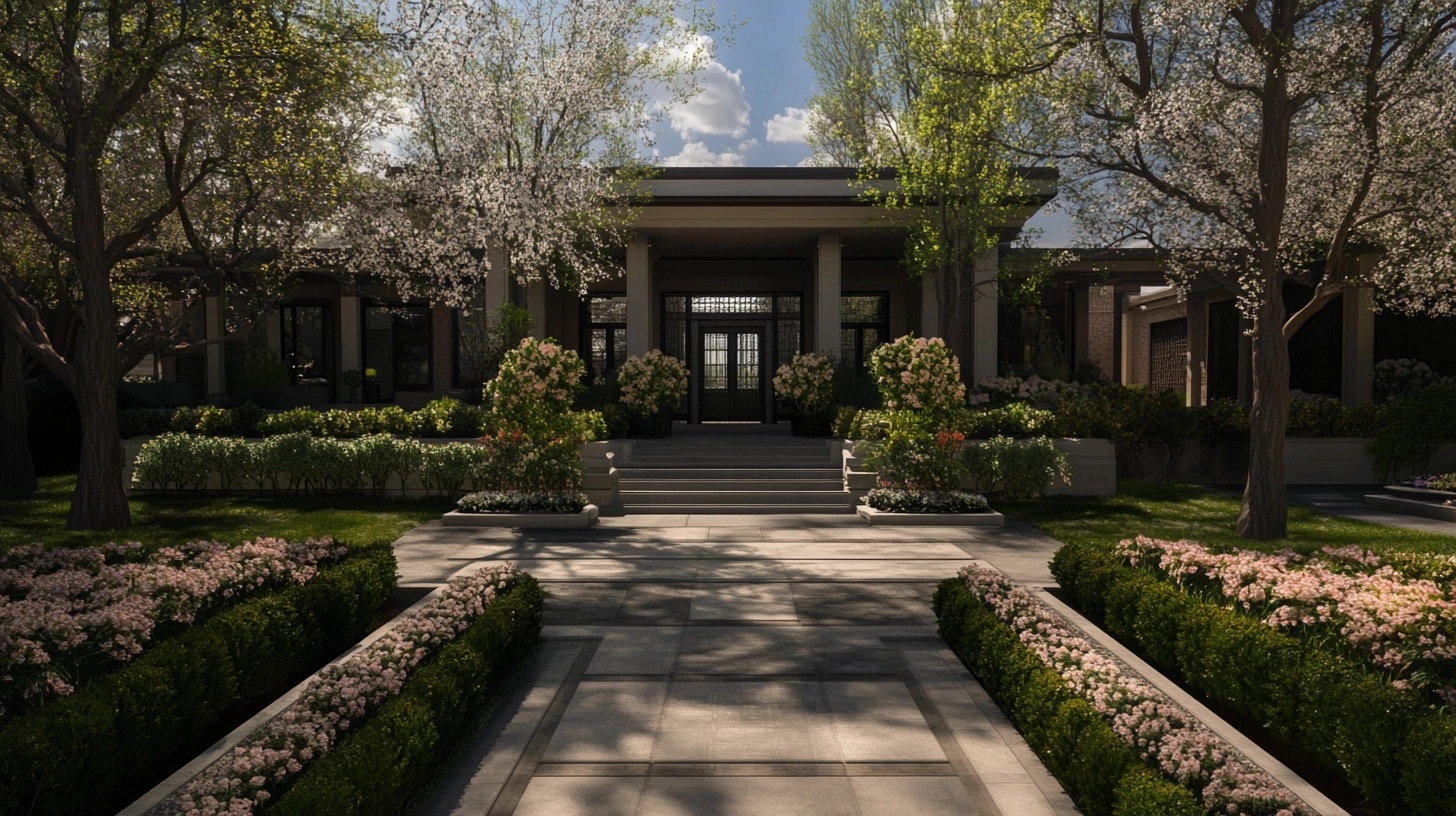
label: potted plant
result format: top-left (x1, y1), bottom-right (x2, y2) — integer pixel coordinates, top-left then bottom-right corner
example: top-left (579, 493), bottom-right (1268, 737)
top-left (341, 369), bottom-right (363, 403)
top-left (773, 352), bottom-right (835, 436)
top-left (617, 350), bottom-right (688, 437)
top-left (362, 368), bottom-right (380, 403)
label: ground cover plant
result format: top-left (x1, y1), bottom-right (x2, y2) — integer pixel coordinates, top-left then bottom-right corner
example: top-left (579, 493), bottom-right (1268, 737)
top-left (178, 564), bottom-right (541, 816)
top-left (0, 541), bottom-right (396, 816)
top-left (0, 475), bottom-right (450, 551)
top-left (0, 537), bottom-right (347, 717)
top-left (936, 566), bottom-right (1312, 816)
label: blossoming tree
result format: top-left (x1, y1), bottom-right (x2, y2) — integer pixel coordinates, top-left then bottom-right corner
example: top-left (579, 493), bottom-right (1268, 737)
top-left (1008, 0), bottom-right (1456, 538)
top-left (345, 0), bottom-right (713, 307)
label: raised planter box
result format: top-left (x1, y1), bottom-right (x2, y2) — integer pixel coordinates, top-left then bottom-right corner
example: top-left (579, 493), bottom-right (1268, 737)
top-left (1283, 438), bottom-right (1456, 485)
top-left (442, 505), bottom-right (599, 528)
top-left (855, 506), bottom-right (1004, 526)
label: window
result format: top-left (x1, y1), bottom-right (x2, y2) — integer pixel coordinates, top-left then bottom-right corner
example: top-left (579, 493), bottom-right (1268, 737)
top-left (363, 305), bottom-right (432, 398)
top-left (580, 295), bottom-right (627, 384)
top-left (840, 293), bottom-right (888, 371)
top-left (453, 305), bottom-right (489, 389)
top-left (280, 304), bottom-right (332, 387)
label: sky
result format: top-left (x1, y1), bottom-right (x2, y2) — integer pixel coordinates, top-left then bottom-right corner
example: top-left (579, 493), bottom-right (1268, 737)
top-left (647, 1), bottom-right (1077, 245)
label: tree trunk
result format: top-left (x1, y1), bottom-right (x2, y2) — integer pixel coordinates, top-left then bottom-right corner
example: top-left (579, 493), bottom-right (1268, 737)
top-left (936, 262), bottom-right (974, 386)
top-left (0, 327), bottom-right (37, 493)
top-left (1237, 293), bottom-right (1290, 539)
top-left (65, 149), bottom-right (131, 531)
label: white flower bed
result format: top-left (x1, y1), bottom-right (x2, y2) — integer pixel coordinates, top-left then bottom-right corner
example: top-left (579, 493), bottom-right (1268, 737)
top-left (0, 538), bottom-right (346, 715)
top-left (179, 563), bottom-right (521, 816)
top-left (959, 564), bottom-right (1312, 816)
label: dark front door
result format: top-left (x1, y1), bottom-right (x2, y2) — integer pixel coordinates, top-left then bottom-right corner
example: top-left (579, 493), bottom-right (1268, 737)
top-left (699, 325), bottom-right (764, 421)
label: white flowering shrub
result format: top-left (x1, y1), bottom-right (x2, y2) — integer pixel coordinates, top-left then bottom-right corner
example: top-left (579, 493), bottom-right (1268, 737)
top-left (616, 350), bottom-right (689, 417)
top-left (1374, 358), bottom-right (1455, 402)
top-left (773, 352), bottom-right (836, 414)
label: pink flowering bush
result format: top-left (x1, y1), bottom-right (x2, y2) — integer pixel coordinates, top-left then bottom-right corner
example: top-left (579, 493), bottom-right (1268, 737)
top-left (870, 335), bottom-right (966, 420)
top-left (954, 564), bottom-right (1313, 816)
top-left (0, 538), bottom-right (347, 718)
top-left (1118, 536), bottom-right (1456, 701)
top-left (485, 337), bottom-right (585, 423)
top-left (616, 349), bottom-right (689, 417)
top-left (180, 563), bottom-right (523, 816)
top-left (773, 352), bottom-right (835, 414)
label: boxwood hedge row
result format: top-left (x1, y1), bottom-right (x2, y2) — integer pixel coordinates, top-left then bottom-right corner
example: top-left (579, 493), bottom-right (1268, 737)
top-left (0, 544), bottom-right (397, 816)
top-left (266, 574), bottom-right (545, 815)
top-left (1050, 541), bottom-right (1456, 816)
top-left (933, 578), bottom-right (1202, 816)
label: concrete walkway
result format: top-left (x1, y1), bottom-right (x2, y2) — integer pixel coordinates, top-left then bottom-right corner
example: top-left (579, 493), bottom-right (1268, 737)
top-left (399, 515), bottom-right (1080, 816)
top-left (1288, 485), bottom-right (1456, 537)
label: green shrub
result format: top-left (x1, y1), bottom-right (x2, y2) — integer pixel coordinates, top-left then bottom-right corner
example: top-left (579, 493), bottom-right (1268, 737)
top-left (960, 402), bottom-right (1061, 439)
top-left (1049, 541), bottom-right (1452, 815)
top-left (411, 396), bottom-right (486, 438)
top-left (961, 435), bottom-right (1069, 499)
top-left (595, 403), bottom-right (629, 439)
top-left (1111, 767), bottom-right (1202, 816)
top-left (269, 576), bottom-right (544, 816)
top-left (1189, 398), bottom-right (1248, 447)
top-left (208, 436), bottom-right (252, 490)
top-left (933, 579), bottom-right (1151, 816)
top-left (832, 355), bottom-right (880, 409)
top-left (1370, 385), bottom-right (1456, 480)
top-left (457, 490), bottom-right (589, 513)
top-left (863, 488), bottom-right (988, 513)
top-left (259, 406), bottom-right (323, 436)
top-left (420, 443), bottom-right (488, 495)
top-left (132, 432), bottom-right (211, 490)
top-left (859, 421), bottom-right (966, 491)
top-left (230, 401), bottom-right (265, 436)
top-left (169, 404), bottom-right (235, 435)
top-left (0, 545), bottom-right (395, 816)
top-left (118, 407), bottom-right (173, 438)
top-left (319, 408), bottom-right (367, 438)
top-left (1055, 385), bottom-right (1186, 478)
top-left (1285, 395), bottom-right (1348, 437)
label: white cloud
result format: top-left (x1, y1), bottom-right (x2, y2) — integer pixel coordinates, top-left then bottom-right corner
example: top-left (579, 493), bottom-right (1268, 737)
top-left (765, 107), bottom-right (813, 144)
top-left (669, 59), bottom-right (750, 140)
top-left (660, 141), bottom-right (747, 167)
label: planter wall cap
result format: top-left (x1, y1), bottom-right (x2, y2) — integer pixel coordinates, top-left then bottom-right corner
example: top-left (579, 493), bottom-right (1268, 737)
top-left (442, 505), bottom-right (599, 528)
top-left (856, 505), bottom-right (1005, 527)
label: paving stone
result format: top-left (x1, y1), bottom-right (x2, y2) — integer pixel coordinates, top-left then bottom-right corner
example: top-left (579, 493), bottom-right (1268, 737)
top-left (691, 560), bottom-right (789, 581)
top-left (690, 584), bottom-right (798, 621)
top-left (790, 582), bottom-right (937, 624)
top-left (636, 777), bottom-right (859, 816)
top-left (614, 584), bottom-right (695, 624)
top-left (824, 681), bottom-right (946, 762)
top-left (587, 629), bottom-right (683, 675)
top-left (543, 681), bottom-right (668, 762)
top-left (674, 627), bottom-right (817, 674)
top-left (849, 777), bottom-right (979, 816)
top-left (542, 583), bottom-right (626, 624)
top-left (653, 681), bottom-right (839, 762)
top-left (511, 776), bottom-right (647, 816)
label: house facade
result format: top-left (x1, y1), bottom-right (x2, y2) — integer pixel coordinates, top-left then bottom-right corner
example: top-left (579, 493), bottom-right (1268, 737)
top-left (147, 167), bottom-right (1451, 415)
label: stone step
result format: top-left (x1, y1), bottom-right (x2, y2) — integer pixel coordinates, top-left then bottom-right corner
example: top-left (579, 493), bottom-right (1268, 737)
top-left (619, 468), bottom-right (841, 480)
top-left (617, 503), bottom-right (856, 515)
top-left (619, 478), bottom-right (845, 491)
top-left (620, 490), bottom-right (849, 506)
top-left (628, 454), bottom-right (836, 465)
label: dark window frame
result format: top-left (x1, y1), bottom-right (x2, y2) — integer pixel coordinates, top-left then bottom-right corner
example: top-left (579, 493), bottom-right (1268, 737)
top-left (361, 302), bottom-right (434, 393)
top-left (580, 293), bottom-right (629, 385)
top-left (840, 291), bottom-right (890, 372)
top-left (278, 300), bottom-right (335, 392)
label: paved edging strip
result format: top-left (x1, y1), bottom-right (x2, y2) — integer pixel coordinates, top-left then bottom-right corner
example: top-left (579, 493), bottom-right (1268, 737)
top-left (856, 506), bottom-right (1005, 526)
top-left (443, 505), bottom-right (600, 528)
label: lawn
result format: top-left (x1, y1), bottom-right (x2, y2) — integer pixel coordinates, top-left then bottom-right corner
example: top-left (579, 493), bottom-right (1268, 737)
top-left (0, 475), bottom-right (453, 550)
top-left (1001, 480), bottom-right (1456, 556)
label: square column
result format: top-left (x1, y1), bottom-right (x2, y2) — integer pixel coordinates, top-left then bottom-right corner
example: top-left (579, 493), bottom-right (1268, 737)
top-left (815, 234), bottom-right (842, 358)
top-left (485, 245), bottom-right (510, 314)
top-left (203, 295), bottom-right (226, 398)
top-left (972, 249), bottom-right (999, 383)
top-left (1342, 287), bottom-right (1375, 404)
top-left (1185, 291), bottom-right (1208, 407)
top-left (920, 279), bottom-right (939, 338)
top-left (626, 238), bottom-right (652, 357)
top-left (338, 295), bottom-right (361, 374)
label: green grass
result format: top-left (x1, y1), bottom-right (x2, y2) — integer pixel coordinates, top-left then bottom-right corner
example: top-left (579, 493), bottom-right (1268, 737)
top-left (0, 475), bottom-right (453, 550)
top-left (1001, 480), bottom-right (1456, 556)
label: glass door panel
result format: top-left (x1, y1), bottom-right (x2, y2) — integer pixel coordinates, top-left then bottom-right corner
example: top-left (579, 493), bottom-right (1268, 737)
top-left (698, 326), bottom-right (763, 421)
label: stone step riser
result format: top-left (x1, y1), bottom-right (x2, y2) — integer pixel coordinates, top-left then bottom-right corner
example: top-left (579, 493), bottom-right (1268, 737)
top-left (619, 480), bottom-right (844, 491)
top-left (619, 468), bottom-right (841, 479)
top-left (617, 504), bottom-right (856, 515)
top-left (620, 491), bottom-right (849, 505)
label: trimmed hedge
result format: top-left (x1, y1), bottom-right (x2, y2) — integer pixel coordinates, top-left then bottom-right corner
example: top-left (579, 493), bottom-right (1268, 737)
top-left (0, 545), bottom-right (397, 816)
top-left (267, 575), bottom-right (545, 815)
top-left (933, 579), bottom-right (1202, 816)
top-left (1050, 541), bottom-right (1455, 816)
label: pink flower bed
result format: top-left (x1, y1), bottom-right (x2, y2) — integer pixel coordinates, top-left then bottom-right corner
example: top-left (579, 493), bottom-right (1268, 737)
top-left (959, 564), bottom-right (1313, 816)
top-left (0, 538), bottom-right (347, 715)
top-left (180, 563), bottom-right (521, 816)
top-left (1118, 536), bottom-right (1456, 700)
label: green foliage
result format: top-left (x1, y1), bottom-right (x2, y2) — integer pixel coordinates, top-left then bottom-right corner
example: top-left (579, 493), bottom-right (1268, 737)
top-left (1370, 385), bottom-right (1456, 480)
top-left (0, 546), bottom-right (395, 816)
top-left (1111, 766), bottom-right (1202, 816)
top-left (410, 397), bottom-right (485, 438)
top-left (117, 408), bottom-right (173, 438)
top-left (832, 406), bottom-right (861, 440)
top-left (1285, 395), bottom-right (1349, 438)
top-left (962, 435), bottom-right (1068, 499)
top-left (1054, 385), bottom-right (1186, 478)
top-left (259, 407), bottom-right (324, 436)
top-left (859, 413), bottom-right (966, 491)
top-left (933, 579), bottom-right (1153, 816)
top-left (960, 402), bottom-right (1060, 439)
top-left (1049, 541), bottom-right (1451, 814)
top-left (133, 433), bottom-right (213, 490)
top-left (134, 433), bottom-right (440, 494)
top-left (863, 488), bottom-right (988, 513)
top-left (456, 490), bottom-right (589, 513)
top-left (832, 355), bottom-right (881, 409)
top-left (419, 444), bottom-right (489, 496)
top-left (269, 577), bottom-right (544, 816)
top-left (1188, 398), bottom-right (1248, 447)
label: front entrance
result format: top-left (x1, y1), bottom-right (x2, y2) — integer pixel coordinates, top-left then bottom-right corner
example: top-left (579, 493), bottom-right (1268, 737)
top-left (698, 324), bottom-right (765, 421)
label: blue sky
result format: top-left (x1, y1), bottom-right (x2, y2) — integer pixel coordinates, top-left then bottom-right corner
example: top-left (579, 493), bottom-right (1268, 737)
top-left (649, 1), bottom-right (1076, 245)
